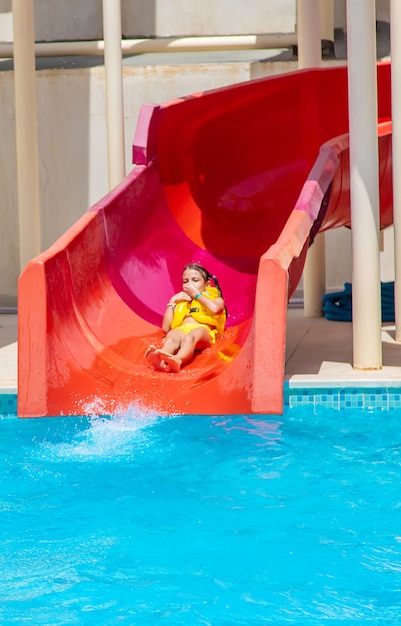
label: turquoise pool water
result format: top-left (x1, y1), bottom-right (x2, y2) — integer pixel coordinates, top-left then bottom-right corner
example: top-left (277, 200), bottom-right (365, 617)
top-left (1, 398), bottom-right (401, 624)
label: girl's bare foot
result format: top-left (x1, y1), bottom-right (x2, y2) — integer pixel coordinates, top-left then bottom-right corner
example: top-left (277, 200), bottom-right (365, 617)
top-left (157, 350), bottom-right (182, 373)
top-left (145, 346), bottom-right (167, 371)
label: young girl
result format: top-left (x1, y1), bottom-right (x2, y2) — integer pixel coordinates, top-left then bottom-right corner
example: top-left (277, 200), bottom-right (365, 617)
top-left (145, 263), bottom-right (226, 372)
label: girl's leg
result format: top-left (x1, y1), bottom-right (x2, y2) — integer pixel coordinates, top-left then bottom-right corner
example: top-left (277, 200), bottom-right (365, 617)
top-left (145, 329), bottom-right (184, 371)
top-left (162, 329), bottom-right (184, 355)
top-left (175, 328), bottom-right (210, 364)
top-left (146, 327), bottom-right (211, 373)
top-left (158, 327), bottom-right (211, 372)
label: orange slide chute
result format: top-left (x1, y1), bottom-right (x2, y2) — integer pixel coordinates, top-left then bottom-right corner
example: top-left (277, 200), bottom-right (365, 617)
top-left (18, 63), bottom-right (393, 417)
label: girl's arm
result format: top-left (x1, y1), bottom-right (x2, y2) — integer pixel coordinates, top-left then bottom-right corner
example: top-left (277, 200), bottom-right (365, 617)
top-left (193, 292), bottom-right (225, 315)
top-left (161, 291), bottom-right (191, 334)
top-left (161, 302), bottom-right (175, 334)
top-left (184, 283), bottom-right (225, 315)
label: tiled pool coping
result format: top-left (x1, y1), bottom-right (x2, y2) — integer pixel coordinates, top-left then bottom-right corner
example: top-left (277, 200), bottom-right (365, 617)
top-left (2, 383), bottom-right (401, 417)
top-left (284, 385), bottom-right (401, 410)
top-left (1, 393), bottom-right (17, 417)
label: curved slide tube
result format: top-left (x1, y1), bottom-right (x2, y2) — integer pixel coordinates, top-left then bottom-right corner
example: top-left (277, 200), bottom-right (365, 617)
top-left (18, 63), bottom-right (393, 417)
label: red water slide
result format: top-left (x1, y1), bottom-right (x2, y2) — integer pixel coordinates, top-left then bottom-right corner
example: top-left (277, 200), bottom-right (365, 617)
top-left (18, 63), bottom-right (393, 417)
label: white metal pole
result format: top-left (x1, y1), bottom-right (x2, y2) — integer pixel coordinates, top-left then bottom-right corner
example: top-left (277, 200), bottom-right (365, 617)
top-left (390, 0), bottom-right (401, 341)
top-left (346, 0), bottom-right (382, 369)
top-left (12, 0), bottom-right (41, 271)
top-left (102, 0), bottom-right (125, 189)
top-left (0, 33), bottom-right (299, 59)
top-left (297, 0), bottom-right (321, 68)
top-left (297, 0), bottom-right (326, 317)
top-left (320, 0), bottom-right (335, 57)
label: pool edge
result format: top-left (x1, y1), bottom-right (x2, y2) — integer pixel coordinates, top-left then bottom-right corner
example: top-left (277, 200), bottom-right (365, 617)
top-left (3, 381), bottom-right (401, 417)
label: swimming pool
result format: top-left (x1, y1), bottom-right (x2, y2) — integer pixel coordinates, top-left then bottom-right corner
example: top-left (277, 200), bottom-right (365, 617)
top-left (1, 391), bottom-right (401, 624)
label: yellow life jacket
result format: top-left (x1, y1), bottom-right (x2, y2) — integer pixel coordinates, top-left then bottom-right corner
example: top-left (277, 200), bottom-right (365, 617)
top-left (171, 286), bottom-right (226, 336)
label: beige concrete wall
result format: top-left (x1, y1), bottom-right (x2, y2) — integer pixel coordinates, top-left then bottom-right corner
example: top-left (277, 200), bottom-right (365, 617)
top-left (122, 0), bottom-right (296, 38)
top-left (0, 1), bottom-right (390, 42)
top-left (0, 59), bottom-right (273, 305)
top-left (0, 57), bottom-right (371, 308)
top-left (0, 0), bottom-right (12, 40)
top-left (0, 0), bottom-right (296, 42)
top-left (0, 0), bottom-right (393, 307)
top-left (0, 0), bottom-right (390, 42)
top-left (334, 0), bottom-right (390, 29)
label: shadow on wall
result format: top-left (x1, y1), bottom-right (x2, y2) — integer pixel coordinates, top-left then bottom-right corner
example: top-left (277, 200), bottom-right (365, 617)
top-left (34, 1), bottom-right (102, 42)
top-left (122, 0), bottom-right (156, 39)
top-left (2, 0), bottom-right (157, 42)
top-left (332, 21), bottom-right (390, 61)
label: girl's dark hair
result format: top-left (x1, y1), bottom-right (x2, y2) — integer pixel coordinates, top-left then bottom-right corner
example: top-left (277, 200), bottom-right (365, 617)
top-left (183, 263), bottom-right (224, 299)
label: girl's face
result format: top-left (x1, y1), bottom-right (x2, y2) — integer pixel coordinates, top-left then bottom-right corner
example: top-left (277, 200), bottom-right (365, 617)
top-left (182, 268), bottom-right (207, 293)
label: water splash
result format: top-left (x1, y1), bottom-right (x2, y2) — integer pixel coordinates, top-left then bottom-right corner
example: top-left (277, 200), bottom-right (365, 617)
top-left (39, 403), bottom-right (165, 461)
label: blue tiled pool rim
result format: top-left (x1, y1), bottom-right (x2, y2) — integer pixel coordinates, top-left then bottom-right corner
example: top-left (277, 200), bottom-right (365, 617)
top-left (2, 384), bottom-right (401, 417)
top-left (284, 385), bottom-right (401, 410)
top-left (1, 393), bottom-right (17, 417)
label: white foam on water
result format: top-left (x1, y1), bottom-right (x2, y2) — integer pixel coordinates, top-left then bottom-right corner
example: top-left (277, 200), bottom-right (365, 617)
top-left (39, 402), bottom-right (168, 461)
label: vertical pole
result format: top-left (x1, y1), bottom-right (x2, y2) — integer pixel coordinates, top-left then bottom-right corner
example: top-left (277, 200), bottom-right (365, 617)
top-left (12, 0), bottom-right (41, 271)
top-left (346, 0), bottom-right (382, 369)
top-left (320, 0), bottom-right (335, 57)
top-left (297, 0), bottom-right (321, 67)
top-left (390, 0), bottom-right (401, 341)
top-left (102, 0), bottom-right (125, 189)
top-left (297, 0), bottom-right (326, 317)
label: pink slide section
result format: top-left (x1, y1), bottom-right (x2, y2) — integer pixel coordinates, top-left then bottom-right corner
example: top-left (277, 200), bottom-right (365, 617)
top-left (18, 63), bottom-right (393, 417)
